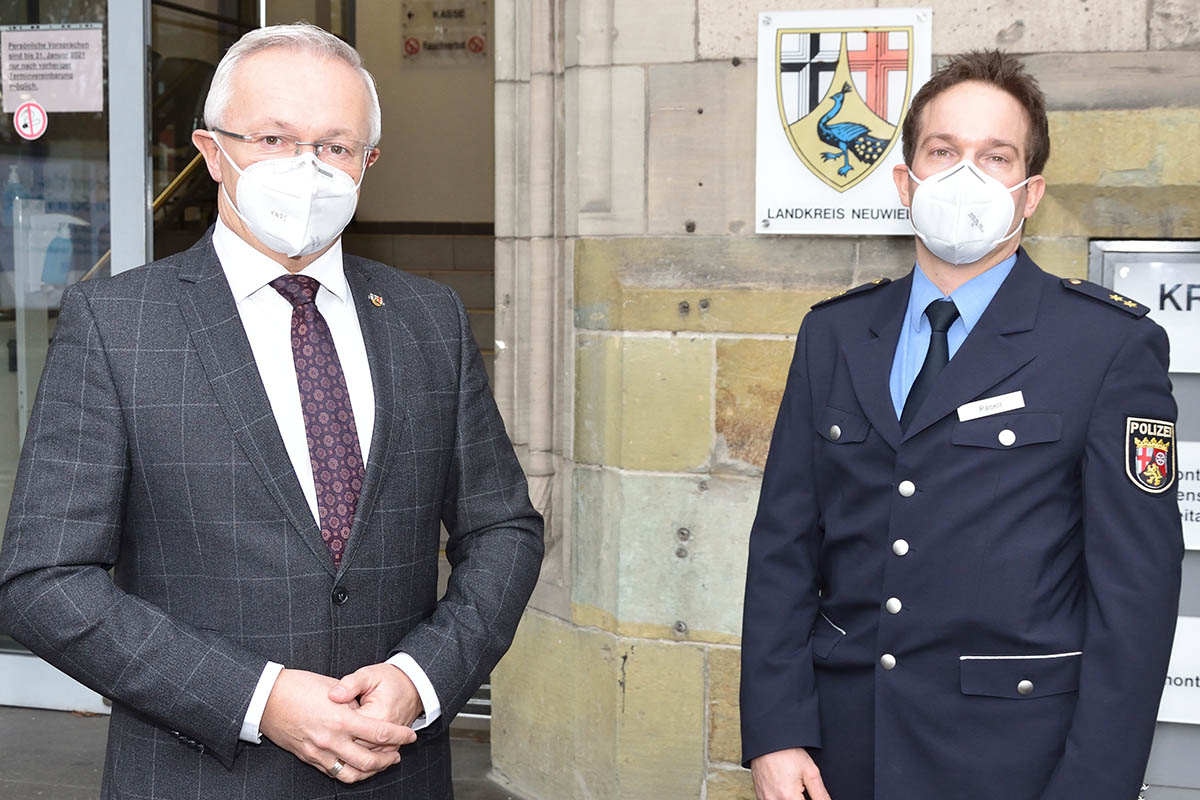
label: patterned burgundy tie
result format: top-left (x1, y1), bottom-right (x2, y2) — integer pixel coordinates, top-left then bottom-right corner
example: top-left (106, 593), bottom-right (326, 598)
top-left (270, 274), bottom-right (364, 566)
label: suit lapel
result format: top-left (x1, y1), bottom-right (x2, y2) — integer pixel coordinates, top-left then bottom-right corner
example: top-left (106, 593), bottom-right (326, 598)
top-left (176, 234), bottom-right (335, 576)
top-left (901, 251), bottom-right (1043, 440)
top-left (844, 276), bottom-right (910, 450)
top-left (337, 259), bottom-right (409, 574)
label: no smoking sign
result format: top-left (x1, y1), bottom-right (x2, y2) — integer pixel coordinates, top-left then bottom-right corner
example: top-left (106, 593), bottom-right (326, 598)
top-left (14, 100), bottom-right (48, 141)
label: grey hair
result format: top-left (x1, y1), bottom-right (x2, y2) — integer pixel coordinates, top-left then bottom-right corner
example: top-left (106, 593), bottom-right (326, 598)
top-left (203, 22), bottom-right (381, 146)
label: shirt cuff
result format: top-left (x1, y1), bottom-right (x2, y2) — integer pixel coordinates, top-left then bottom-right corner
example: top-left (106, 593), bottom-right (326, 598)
top-left (386, 652), bottom-right (442, 731)
top-left (239, 661), bottom-right (284, 744)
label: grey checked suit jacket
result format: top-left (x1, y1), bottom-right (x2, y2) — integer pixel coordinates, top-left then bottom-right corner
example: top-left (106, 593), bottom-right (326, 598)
top-left (0, 231), bottom-right (544, 799)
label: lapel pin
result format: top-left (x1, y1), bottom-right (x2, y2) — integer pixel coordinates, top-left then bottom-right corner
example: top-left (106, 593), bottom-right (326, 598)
top-left (367, 292), bottom-right (384, 307)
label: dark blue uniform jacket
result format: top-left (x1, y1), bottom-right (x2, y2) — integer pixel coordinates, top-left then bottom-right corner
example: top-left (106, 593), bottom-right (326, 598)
top-left (740, 250), bottom-right (1183, 800)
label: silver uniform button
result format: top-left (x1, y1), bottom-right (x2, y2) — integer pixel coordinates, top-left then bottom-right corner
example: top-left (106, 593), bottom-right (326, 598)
top-left (898, 480), bottom-right (915, 497)
top-left (829, 424), bottom-right (842, 441)
top-left (998, 429), bottom-right (1016, 447)
top-left (892, 539), bottom-right (910, 556)
top-left (885, 597), bottom-right (902, 614)
top-left (880, 653), bottom-right (897, 670)
top-left (1017, 679), bottom-right (1034, 696)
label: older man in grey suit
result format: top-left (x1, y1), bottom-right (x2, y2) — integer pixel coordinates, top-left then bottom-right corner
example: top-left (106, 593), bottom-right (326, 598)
top-left (0, 23), bottom-right (543, 800)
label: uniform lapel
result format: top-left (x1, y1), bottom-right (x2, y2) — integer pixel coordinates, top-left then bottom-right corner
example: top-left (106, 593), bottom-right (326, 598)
top-left (336, 259), bottom-right (405, 574)
top-left (900, 251), bottom-right (1043, 440)
top-left (844, 276), bottom-right (910, 450)
top-left (176, 233), bottom-right (335, 576)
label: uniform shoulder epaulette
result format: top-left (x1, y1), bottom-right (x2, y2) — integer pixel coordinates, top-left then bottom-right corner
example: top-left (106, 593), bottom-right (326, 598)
top-left (811, 277), bottom-right (891, 309)
top-left (1060, 278), bottom-right (1149, 318)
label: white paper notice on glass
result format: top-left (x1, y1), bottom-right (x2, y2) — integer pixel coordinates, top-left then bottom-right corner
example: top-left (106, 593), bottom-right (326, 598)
top-left (1112, 259), bottom-right (1200, 374)
top-left (1, 24), bottom-right (104, 113)
top-left (1177, 441), bottom-right (1200, 551)
top-left (1159, 616), bottom-right (1200, 725)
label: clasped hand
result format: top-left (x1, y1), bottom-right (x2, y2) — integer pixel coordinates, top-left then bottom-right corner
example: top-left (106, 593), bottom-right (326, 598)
top-left (259, 664), bottom-right (424, 784)
top-left (751, 747), bottom-right (831, 800)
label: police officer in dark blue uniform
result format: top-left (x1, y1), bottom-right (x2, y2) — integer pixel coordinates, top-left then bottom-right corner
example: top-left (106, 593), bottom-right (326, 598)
top-left (740, 51), bottom-right (1183, 800)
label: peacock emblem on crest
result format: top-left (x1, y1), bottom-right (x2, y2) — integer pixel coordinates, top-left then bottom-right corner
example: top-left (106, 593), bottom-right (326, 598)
top-left (775, 28), bottom-right (914, 191)
top-left (818, 82), bottom-right (889, 177)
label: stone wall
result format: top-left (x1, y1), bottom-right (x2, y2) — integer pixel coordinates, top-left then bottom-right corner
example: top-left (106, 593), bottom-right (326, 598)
top-left (490, 1), bottom-right (1200, 797)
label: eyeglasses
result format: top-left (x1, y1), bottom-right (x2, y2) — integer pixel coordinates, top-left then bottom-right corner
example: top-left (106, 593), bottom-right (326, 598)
top-left (212, 128), bottom-right (373, 172)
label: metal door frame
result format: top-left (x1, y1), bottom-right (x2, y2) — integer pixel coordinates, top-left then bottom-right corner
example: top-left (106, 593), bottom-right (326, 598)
top-left (108, 0), bottom-right (153, 276)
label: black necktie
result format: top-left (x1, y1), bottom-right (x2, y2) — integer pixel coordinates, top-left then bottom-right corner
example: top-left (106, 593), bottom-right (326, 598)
top-left (900, 299), bottom-right (960, 433)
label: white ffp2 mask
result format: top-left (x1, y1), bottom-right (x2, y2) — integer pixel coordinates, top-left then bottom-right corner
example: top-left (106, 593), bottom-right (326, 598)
top-left (909, 161), bottom-right (1030, 266)
top-left (215, 139), bottom-right (365, 258)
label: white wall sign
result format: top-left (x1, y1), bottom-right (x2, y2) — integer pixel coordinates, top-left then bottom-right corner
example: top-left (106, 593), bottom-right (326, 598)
top-left (1, 23), bottom-right (103, 114)
top-left (1159, 616), bottom-right (1200, 725)
top-left (1113, 259), bottom-right (1200, 373)
top-left (1177, 441), bottom-right (1200, 551)
top-left (400, 1), bottom-right (489, 63)
top-left (755, 8), bottom-right (932, 236)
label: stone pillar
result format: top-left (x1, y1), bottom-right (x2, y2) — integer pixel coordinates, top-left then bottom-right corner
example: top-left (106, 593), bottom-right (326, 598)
top-left (489, 0), bottom-right (1200, 797)
top-left (494, 0), bottom-right (573, 618)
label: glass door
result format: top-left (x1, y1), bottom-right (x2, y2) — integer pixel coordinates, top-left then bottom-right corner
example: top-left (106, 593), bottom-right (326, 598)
top-left (150, 0), bottom-right (258, 257)
top-left (0, 0), bottom-right (260, 714)
top-left (0, 0), bottom-right (114, 712)
top-left (0, 0), bottom-right (359, 716)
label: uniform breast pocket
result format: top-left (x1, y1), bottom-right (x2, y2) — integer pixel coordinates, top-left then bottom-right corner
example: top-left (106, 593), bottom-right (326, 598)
top-left (952, 411), bottom-right (1062, 450)
top-left (960, 651), bottom-right (1082, 699)
top-left (817, 405), bottom-right (871, 445)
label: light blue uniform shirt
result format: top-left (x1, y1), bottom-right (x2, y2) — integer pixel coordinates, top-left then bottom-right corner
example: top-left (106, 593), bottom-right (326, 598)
top-left (888, 254), bottom-right (1018, 418)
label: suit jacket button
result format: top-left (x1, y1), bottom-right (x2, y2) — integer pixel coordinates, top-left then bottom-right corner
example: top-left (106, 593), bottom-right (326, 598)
top-left (829, 424), bottom-right (842, 441)
top-left (332, 587), bottom-right (349, 605)
top-left (880, 653), bottom-right (897, 670)
top-left (897, 480), bottom-right (915, 497)
top-left (892, 539), bottom-right (910, 556)
top-left (885, 597), bottom-right (902, 614)
top-left (1017, 679), bottom-right (1034, 696)
top-left (998, 429), bottom-right (1016, 447)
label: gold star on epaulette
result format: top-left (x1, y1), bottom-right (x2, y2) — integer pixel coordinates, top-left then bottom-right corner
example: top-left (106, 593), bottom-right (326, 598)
top-left (1061, 278), bottom-right (1149, 317)
top-left (810, 277), bottom-right (892, 309)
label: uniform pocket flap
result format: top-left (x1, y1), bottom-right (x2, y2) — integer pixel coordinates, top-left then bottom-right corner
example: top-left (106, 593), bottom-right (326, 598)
top-left (818, 406), bottom-right (870, 444)
top-left (952, 412), bottom-right (1063, 450)
top-left (810, 612), bottom-right (846, 660)
top-left (960, 652), bottom-right (1082, 699)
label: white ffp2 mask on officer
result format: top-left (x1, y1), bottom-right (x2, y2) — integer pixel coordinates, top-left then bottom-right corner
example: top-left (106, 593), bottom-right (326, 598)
top-left (908, 161), bottom-right (1030, 266)
top-left (215, 139), bottom-right (365, 258)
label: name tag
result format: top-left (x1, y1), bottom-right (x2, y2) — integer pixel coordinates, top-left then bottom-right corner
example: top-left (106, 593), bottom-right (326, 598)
top-left (957, 391), bottom-right (1025, 422)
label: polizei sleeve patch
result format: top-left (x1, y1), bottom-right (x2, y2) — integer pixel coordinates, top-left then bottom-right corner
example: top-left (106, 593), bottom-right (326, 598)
top-left (1061, 278), bottom-right (1149, 317)
top-left (1126, 417), bottom-right (1176, 493)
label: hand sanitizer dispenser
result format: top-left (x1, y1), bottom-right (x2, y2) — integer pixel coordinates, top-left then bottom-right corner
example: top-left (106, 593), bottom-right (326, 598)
top-left (2, 165), bottom-right (25, 229)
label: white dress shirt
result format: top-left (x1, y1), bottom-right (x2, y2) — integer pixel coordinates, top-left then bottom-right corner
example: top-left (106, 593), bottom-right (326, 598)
top-left (212, 220), bottom-right (442, 743)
